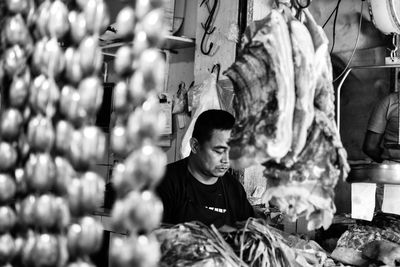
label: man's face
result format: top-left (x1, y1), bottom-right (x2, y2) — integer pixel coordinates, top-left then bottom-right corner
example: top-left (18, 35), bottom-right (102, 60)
top-left (194, 129), bottom-right (231, 178)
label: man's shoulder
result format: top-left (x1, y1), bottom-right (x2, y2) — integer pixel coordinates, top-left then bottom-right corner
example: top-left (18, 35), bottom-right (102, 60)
top-left (166, 157), bottom-right (187, 172)
top-left (163, 158), bottom-right (188, 181)
top-left (157, 158), bottom-right (188, 195)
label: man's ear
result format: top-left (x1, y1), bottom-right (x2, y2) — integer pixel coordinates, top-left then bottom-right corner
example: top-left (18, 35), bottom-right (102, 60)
top-left (190, 137), bottom-right (199, 154)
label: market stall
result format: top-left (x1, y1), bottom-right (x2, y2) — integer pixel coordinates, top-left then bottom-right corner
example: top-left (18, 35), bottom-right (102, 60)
top-left (1, 0), bottom-right (400, 266)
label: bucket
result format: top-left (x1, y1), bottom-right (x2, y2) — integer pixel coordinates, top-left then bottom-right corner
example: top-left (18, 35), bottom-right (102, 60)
top-left (368, 0), bottom-right (400, 35)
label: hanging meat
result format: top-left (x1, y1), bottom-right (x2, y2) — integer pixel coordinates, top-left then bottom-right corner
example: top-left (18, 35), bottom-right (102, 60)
top-left (225, 6), bottom-right (349, 230)
top-left (303, 9), bottom-right (336, 120)
top-left (225, 9), bottom-right (295, 169)
top-left (263, 109), bottom-right (349, 230)
top-left (283, 18), bottom-right (316, 165)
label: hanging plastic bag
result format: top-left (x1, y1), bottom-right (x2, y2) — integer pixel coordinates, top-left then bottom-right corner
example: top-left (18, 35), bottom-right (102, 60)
top-left (180, 72), bottom-right (221, 158)
top-left (172, 81), bottom-right (193, 115)
top-left (187, 83), bottom-right (201, 113)
top-left (172, 82), bottom-right (187, 114)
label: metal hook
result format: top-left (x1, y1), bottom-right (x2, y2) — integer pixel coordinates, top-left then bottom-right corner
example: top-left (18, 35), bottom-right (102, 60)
top-left (295, 0), bottom-right (311, 8)
top-left (200, 0), bottom-right (218, 55)
top-left (200, 35), bottom-right (214, 55)
top-left (285, 0), bottom-right (311, 18)
top-left (201, 23), bottom-right (216, 34)
top-left (200, 0), bottom-right (216, 34)
top-left (211, 63), bottom-right (221, 80)
top-left (391, 33), bottom-right (399, 61)
top-left (200, 0), bottom-right (212, 12)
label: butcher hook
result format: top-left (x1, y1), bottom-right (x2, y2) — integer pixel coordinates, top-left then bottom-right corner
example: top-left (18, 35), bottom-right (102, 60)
top-left (294, 0), bottom-right (311, 8)
top-left (390, 33), bottom-right (399, 61)
top-left (211, 63), bottom-right (221, 80)
top-left (200, 0), bottom-right (218, 55)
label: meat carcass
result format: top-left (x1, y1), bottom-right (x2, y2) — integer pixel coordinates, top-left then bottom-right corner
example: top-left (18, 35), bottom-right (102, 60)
top-left (225, 6), bottom-right (349, 230)
top-left (303, 9), bottom-right (335, 120)
top-left (283, 18), bottom-right (316, 166)
top-left (224, 9), bottom-right (295, 169)
top-left (263, 109), bottom-right (349, 230)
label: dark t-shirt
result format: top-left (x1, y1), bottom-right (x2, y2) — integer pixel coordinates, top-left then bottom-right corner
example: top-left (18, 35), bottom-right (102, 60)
top-left (156, 157), bottom-right (254, 228)
top-left (187, 172), bottom-right (226, 226)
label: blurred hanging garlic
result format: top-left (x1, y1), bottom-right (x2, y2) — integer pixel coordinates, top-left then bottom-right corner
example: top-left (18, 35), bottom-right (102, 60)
top-left (109, 1), bottom-right (168, 267)
top-left (0, 0), bottom-right (109, 266)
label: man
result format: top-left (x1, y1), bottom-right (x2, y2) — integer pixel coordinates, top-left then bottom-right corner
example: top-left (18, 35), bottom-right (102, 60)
top-left (156, 109), bottom-right (254, 227)
top-left (363, 92), bottom-right (400, 211)
top-left (363, 92), bottom-right (400, 163)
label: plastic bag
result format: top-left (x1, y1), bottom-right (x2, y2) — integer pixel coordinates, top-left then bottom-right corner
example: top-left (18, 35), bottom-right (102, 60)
top-left (180, 73), bottom-right (221, 158)
top-left (187, 83), bottom-right (201, 113)
top-left (172, 82), bottom-right (189, 114)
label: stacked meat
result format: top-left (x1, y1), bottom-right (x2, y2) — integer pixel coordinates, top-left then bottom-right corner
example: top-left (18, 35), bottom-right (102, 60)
top-left (224, 7), bottom-right (349, 230)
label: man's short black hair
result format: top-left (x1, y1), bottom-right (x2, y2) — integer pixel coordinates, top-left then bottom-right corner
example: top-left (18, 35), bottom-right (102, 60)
top-left (192, 109), bottom-right (235, 145)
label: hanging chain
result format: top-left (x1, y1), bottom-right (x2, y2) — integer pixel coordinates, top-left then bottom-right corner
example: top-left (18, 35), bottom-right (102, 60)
top-left (391, 33), bottom-right (399, 61)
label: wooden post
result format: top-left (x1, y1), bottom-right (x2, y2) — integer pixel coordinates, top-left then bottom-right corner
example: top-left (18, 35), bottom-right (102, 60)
top-left (194, 0), bottom-right (239, 85)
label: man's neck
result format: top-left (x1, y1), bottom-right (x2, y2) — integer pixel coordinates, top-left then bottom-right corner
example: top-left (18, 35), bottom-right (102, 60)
top-left (187, 157), bottom-right (218, 185)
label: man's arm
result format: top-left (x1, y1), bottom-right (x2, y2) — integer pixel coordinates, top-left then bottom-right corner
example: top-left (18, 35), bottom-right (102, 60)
top-left (363, 130), bottom-right (384, 163)
top-left (237, 183), bottom-right (255, 220)
top-left (363, 94), bottom-right (390, 163)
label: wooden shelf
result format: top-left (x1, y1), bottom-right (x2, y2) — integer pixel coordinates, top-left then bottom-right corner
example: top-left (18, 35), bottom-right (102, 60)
top-left (101, 35), bottom-right (195, 58)
top-left (162, 35), bottom-right (195, 50)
